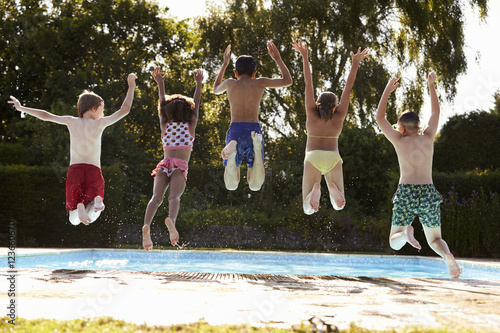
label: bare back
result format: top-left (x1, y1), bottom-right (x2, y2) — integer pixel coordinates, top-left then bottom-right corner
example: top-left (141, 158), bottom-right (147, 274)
top-left (390, 133), bottom-right (434, 184)
top-left (224, 77), bottom-right (269, 123)
top-left (67, 117), bottom-right (107, 168)
top-left (305, 110), bottom-right (345, 152)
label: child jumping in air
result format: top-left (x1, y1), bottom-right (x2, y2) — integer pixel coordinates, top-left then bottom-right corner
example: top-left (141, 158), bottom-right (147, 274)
top-left (213, 41), bottom-right (293, 191)
top-left (142, 67), bottom-right (203, 250)
top-left (8, 73), bottom-right (137, 226)
top-left (376, 72), bottom-right (460, 279)
top-left (292, 39), bottom-right (368, 214)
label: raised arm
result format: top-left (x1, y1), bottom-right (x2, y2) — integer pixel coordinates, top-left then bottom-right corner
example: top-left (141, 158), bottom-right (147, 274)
top-left (152, 66), bottom-right (167, 102)
top-left (423, 72), bottom-right (440, 137)
top-left (292, 39), bottom-right (316, 113)
top-left (101, 73), bottom-right (137, 127)
top-left (213, 45), bottom-right (231, 95)
top-left (336, 47), bottom-right (369, 116)
top-left (376, 77), bottom-right (402, 142)
top-left (8, 96), bottom-right (73, 125)
top-left (191, 68), bottom-right (204, 127)
top-left (257, 41), bottom-right (293, 88)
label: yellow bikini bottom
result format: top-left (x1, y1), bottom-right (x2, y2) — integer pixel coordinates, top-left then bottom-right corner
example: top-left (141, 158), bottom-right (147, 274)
top-left (304, 150), bottom-right (343, 175)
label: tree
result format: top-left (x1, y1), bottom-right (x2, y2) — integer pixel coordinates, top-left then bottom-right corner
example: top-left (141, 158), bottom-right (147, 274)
top-left (0, 0), bottom-right (200, 166)
top-left (434, 101), bottom-right (500, 172)
top-left (197, 0), bottom-right (488, 133)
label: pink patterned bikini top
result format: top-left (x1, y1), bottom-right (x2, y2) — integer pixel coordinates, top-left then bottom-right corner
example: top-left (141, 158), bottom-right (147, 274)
top-left (162, 122), bottom-right (194, 150)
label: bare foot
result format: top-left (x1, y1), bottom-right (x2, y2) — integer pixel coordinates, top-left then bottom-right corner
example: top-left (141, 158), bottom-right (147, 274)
top-left (77, 203), bottom-right (91, 225)
top-left (251, 131), bottom-right (262, 149)
top-left (445, 253), bottom-right (461, 279)
top-left (165, 217), bottom-right (179, 246)
top-left (142, 225), bottom-right (153, 251)
top-left (309, 183), bottom-right (321, 212)
top-left (327, 182), bottom-right (345, 210)
top-left (93, 196), bottom-right (105, 213)
top-left (404, 225), bottom-right (422, 250)
top-left (221, 140), bottom-right (237, 160)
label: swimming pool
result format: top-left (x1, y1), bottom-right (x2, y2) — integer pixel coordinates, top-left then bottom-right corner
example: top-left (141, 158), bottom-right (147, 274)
top-left (4, 249), bottom-right (500, 280)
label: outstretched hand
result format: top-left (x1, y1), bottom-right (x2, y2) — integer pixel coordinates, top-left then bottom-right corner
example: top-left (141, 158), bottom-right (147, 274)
top-left (8, 96), bottom-right (22, 110)
top-left (292, 39), bottom-right (308, 58)
top-left (267, 40), bottom-right (282, 61)
top-left (385, 77), bottom-right (400, 94)
top-left (223, 45), bottom-right (231, 65)
top-left (350, 47), bottom-right (369, 64)
top-left (193, 68), bottom-right (204, 84)
top-left (127, 73), bottom-right (138, 88)
top-left (428, 71), bottom-right (436, 85)
top-left (151, 66), bottom-right (166, 85)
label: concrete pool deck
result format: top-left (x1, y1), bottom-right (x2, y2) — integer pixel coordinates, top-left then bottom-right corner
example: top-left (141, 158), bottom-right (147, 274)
top-left (1, 248), bottom-right (500, 332)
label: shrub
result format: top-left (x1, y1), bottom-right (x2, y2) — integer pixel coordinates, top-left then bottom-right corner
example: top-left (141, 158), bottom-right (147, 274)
top-left (441, 187), bottom-right (500, 257)
top-left (0, 164), bottom-right (126, 247)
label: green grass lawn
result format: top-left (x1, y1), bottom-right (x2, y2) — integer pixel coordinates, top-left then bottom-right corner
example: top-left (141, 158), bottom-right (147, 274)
top-left (0, 317), bottom-right (487, 333)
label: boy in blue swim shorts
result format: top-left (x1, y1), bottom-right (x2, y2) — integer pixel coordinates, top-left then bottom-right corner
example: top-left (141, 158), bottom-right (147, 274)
top-left (376, 72), bottom-right (460, 279)
top-left (214, 41), bottom-right (292, 191)
top-left (224, 122), bottom-right (264, 169)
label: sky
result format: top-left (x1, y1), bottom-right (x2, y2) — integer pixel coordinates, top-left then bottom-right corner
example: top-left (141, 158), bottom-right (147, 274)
top-left (160, 0), bottom-right (500, 125)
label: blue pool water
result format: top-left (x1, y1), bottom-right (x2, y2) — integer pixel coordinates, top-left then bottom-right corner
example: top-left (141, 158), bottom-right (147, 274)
top-left (4, 250), bottom-right (500, 280)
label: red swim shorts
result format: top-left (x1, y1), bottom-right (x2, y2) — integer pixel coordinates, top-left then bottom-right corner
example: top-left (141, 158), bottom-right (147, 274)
top-left (65, 163), bottom-right (105, 212)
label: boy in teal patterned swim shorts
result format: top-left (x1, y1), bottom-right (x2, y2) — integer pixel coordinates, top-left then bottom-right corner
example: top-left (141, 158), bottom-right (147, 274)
top-left (376, 72), bottom-right (460, 279)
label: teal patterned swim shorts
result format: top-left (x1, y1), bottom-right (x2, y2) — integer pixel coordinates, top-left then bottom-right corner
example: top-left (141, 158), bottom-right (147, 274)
top-left (392, 184), bottom-right (443, 228)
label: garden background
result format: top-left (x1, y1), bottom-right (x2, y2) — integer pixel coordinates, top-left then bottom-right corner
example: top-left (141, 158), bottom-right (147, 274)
top-left (1, 0), bottom-right (499, 258)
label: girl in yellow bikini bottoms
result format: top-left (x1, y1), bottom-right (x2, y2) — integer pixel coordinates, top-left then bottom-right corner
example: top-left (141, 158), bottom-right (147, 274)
top-left (292, 39), bottom-right (369, 214)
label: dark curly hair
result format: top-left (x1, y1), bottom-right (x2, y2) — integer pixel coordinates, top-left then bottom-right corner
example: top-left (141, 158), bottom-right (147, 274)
top-left (159, 94), bottom-right (196, 123)
top-left (314, 92), bottom-right (338, 121)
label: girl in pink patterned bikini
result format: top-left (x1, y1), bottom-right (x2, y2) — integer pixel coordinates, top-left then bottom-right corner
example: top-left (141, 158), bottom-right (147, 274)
top-left (142, 66), bottom-right (204, 250)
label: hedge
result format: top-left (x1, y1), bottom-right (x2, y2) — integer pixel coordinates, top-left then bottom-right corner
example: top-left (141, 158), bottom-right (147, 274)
top-left (0, 164), bottom-right (126, 247)
top-left (2, 164), bottom-right (498, 257)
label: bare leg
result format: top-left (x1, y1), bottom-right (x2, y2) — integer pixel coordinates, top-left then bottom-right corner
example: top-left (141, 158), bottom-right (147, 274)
top-left (165, 217), bottom-right (179, 246)
top-left (86, 196), bottom-right (104, 223)
top-left (423, 226), bottom-right (460, 279)
top-left (302, 160), bottom-right (322, 214)
top-left (68, 209), bottom-right (81, 226)
top-left (77, 203), bottom-right (91, 225)
top-left (222, 140), bottom-right (240, 190)
top-left (93, 196), bottom-right (105, 212)
top-left (165, 170), bottom-right (185, 246)
top-left (389, 225), bottom-right (422, 251)
top-left (324, 161), bottom-right (345, 210)
top-left (142, 225), bottom-right (153, 251)
top-left (389, 225), bottom-right (422, 250)
top-left (142, 171), bottom-right (170, 251)
top-left (247, 131), bottom-right (265, 191)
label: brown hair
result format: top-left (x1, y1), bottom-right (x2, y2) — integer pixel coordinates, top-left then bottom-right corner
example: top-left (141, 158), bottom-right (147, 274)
top-left (159, 94), bottom-right (196, 123)
top-left (314, 92), bottom-right (338, 121)
top-left (398, 110), bottom-right (420, 130)
top-left (77, 91), bottom-right (104, 118)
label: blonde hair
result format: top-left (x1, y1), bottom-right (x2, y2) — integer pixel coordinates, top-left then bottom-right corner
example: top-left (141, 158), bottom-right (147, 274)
top-left (77, 91), bottom-right (103, 118)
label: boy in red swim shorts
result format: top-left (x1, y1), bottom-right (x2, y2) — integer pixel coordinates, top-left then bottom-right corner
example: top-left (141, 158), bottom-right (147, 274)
top-left (9, 73), bottom-right (137, 225)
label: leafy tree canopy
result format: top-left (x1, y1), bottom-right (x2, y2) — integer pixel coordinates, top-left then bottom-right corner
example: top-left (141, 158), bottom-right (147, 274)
top-left (197, 0), bottom-right (488, 132)
top-left (434, 92), bottom-right (500, 172)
